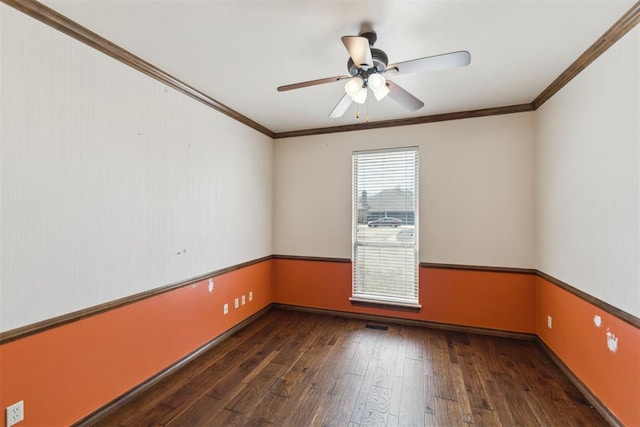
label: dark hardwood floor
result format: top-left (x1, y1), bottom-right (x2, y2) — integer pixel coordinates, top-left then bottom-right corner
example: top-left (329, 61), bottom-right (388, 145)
top-left (92, 309), bottom-right (607, 426)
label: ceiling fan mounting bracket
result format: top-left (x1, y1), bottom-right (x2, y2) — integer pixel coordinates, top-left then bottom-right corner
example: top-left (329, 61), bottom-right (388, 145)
top-left (360, 31), bottom-right (377, 47)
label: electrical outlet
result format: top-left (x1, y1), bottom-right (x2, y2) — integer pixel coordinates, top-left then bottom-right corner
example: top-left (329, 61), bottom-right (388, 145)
top-left (6, 400), bottom-right (24, 427)
top-left (241, 295), bottom-right (246, 305)
top-left (223, 304), bottom-right (229, 315)
top-left (234, 298), bottom-right (239, 309)
top-left (547, 315), bottom-right (553, 329)
top-left (249, 291), bottom-right (253, 301)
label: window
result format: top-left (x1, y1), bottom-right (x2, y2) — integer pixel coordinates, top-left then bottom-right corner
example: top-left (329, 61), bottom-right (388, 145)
top-left (352, 147), bottom-right (419, 307)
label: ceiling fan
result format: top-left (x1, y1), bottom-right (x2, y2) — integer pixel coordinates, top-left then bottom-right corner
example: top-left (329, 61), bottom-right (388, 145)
top-left (277, 30), bottom-right (471, 118)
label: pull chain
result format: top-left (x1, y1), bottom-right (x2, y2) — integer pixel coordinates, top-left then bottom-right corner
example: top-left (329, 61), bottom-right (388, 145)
top-left (366, 96), bottom-right (370, 122)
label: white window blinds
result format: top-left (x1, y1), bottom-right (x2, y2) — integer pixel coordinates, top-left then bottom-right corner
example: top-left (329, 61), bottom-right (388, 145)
top-left (352, 147), bottom-right (419, 307)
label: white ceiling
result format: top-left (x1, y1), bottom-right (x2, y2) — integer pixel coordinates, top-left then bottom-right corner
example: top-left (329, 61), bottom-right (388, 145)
top-left (42, 0), bottom-right (634, 134)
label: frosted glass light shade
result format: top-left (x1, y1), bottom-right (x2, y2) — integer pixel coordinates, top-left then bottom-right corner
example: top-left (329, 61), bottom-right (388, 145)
top-left (345, 77), bottom-right (364, 97)
top-left (368, 73), bottom-right (386, 91)
top-left (368, 73), bottom-right (390, 101)
top-left (352, 86), bottom-right (367, 104)
top-left (373, 83), bottom-right (390, 101)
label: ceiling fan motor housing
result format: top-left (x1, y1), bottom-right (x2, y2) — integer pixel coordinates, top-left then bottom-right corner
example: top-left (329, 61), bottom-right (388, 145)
top-left (347, 48), bottom-right (389, 77)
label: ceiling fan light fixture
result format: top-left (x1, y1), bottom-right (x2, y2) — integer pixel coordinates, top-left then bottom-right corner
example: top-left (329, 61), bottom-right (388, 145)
top-left (367, 73), bottom-right (385, 91)
top-left (368, 73), bottom-right (389, 101)
top-left (345, 77), bottom-right (364, 97)
top-left (352, 86), bottom-right (367, 104)
top-left (373, 82), bottom-right (390, 101)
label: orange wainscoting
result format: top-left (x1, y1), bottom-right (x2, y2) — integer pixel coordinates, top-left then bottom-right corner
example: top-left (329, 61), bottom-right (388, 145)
top-left (535, 276), bottom-right (640, 426)
top-left (3, 257), bottom-right (638, 425)
top-left (272, 258), bottom-right (536, 333)
top-left (0, 260), bottom-right (273, 426)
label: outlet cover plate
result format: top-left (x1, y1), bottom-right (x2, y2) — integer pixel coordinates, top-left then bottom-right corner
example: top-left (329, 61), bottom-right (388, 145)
top-left (6, 400), bottom-right (24, 427)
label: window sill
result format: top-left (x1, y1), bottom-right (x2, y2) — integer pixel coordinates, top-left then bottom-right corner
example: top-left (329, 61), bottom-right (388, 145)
top-left (349, 297), bottom-right (422, 312)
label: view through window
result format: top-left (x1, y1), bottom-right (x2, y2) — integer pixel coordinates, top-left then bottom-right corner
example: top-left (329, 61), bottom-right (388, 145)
top-left (352, 147), bottom-right (419, 306)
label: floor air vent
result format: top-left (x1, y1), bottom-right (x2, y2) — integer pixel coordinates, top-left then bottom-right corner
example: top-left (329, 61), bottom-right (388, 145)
top-left (365, 324), bottom-right (388, 331)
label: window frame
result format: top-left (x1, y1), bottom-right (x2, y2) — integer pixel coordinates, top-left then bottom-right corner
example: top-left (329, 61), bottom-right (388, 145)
top-left (350, 147), bottom-right (420, 309)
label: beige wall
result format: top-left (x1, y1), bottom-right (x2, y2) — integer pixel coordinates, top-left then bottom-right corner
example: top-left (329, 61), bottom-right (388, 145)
top-left (0, 5), bottom-right (274, 331)
top-left (535, 26), bottom-right (640, 317)
top-left (274, 113), bottom-right (536, 268)
top-left (2, 2), bottom-right (638, 332)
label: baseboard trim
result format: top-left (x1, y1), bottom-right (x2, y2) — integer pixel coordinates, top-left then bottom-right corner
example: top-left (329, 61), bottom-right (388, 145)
top-left (72, 305), bottom-right (272, 426)
top-left (273, 303), bottom-right (536, 341)
top-left (536, 337), bottom-right (622, 427)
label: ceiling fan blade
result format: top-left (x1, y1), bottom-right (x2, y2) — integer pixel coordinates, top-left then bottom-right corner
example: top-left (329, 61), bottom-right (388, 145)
top-left (386, 51), bottom-right (471, 76)
top-left (341, 36), bottom-right (373, 68)
top-left (278, 75), bottom-right (350, 92)
top-left (386, 81), bottom-right (424, 112)
top-left (329, 94), bottom-right (353, 118)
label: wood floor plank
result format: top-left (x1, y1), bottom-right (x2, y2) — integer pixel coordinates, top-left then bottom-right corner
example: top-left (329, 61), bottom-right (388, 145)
top-left (164, 394), bottom-right (222, 426)
top-left (450, 362), bottom-right (475, 424)
top-left (300, 332), bottom-right (361, 425)
top-left (435, 397), bottom-right (466, 427)
top-left (398, 356), bottom-right (425, 426)
top-left (424, 373), bottom-right (436, 416)
top-left (480, 378), bottom-right (520, 426)
top-left (237, 390), bottom-right (289, 425)
top-left (206, 350), bottom-right (275, 400)
top-left (360, 384), bottom-right (391, 425)
top-left (273, 332), bottom-right (352, 425)
top-left (349, 355), bottom-right (378, 424)
top-left (470, 405), bottom-right (503, 427)
top-left (493, 371), bottom-right (542, 426)
top-left (387, 325), bottom-right (406, 420)
top-left (270, 334), bottom-right (344, 425)
top-left (419, 327), bottom-right (435, 377)
top-left (424, 412), bottom-right (438, 427)
top-left (347, 329), bottom-right (379, 376)
top-left (222, 351), bottom-right (281, 413)
top-left (432, 348), bottom-right (458, 400)
top-left (94, 309), bottom-right (609, 427)
top-left (402, 324), bottom-right (424, 361)
top-left (320, 372), bottom-right (364, 427)
top-left (451, 339), bottom-right (493, 410)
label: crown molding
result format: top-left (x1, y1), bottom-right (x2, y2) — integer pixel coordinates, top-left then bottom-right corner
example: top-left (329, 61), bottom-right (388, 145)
top-left (532, 0), bottom-right (640, 109)
top-left (1, 0), bottom-right (275, 138)
top-left (272, 104), bottom-right (534, 139)
top-left (2, 0), bottom-right (639, 137)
